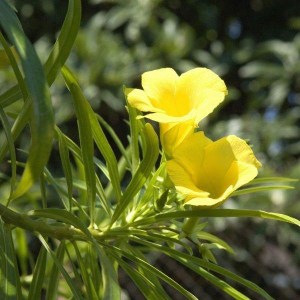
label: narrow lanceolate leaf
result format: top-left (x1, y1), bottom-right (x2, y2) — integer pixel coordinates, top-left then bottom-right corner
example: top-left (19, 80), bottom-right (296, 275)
top-left (86, 100), bottom-right (122, 203)
top-left (125, 246), bottom-right (172, 299)
top-left (0, 45), bottom-right (18, 69)
top-left (108, 244), bottom-right (197, 300)
top-left (115, 256), bottom-right (171, 300)
top-left (0, 221), bottom-right (22, 300)
top-left (0, 0), bottom-right (54, 199)
top-left (249, 177), bottom-right (298, 184)
top-left (127, 102), bottom-right (140, 172)
top-left (0, 107), bottom-right (17, 201)
top-left (132, 209), bottom-right (300, 228)
top-left (196, 231), bottom-right (235, 254)
top-left (0, 33), bottom-right (27, 99)
top-left (38, 235), bottom-right (83, 300)
top-left (231, 185), bottom-right (294, 196)
top-left (27, 247), bottom-right (47, 300)
top-left (29, 208), bottom-right (90, 238)
top-left (97, 115), bottom-right (131, 168)
top-left (61, 66), bottom-right (96, 225)
top-left (44, 0), bottom-right (81, 86)
top-left (0, 0), bottom-right (81, 108)
top-left (97, 247), bottom-right (121, 300)
top-left (72, 242), bottom-right (100, 300)
top-left (0, 0), bottom-right (81, 171)
top-left (130, 237), bottom-right (273, 300)
top-left (57, 128), bottom-right (74, 210)
top-left (46, 241), bottom-right (66, 300)
top-left (110, 123), bottom-right (159, 226)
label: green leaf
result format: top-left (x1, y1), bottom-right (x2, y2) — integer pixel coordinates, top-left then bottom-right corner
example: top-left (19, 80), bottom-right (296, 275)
top-left (97, 114), bottom-right (131, 168)
top-left (97, 246), bottom-right (121, 300)
top-left (125, 245), bottom-right (172, 299)
top-left (0, 0), bottom-right (81, 173)
top-left (85, 245), bottom-right (102, 295)
top-left (62, 66), bottom-right (96, 225)
top-left (38, 235), bottom-right (84, 300)
top-left (183, 262), bottom-right (250, 300)
top-left (127, 102), bottom-right (140, 172)
top-left (115, 252), bottom-right (171, 300)
top-left (132, 209), bottom-right (300, 228)
top-left (45, 241), bottom-right (66, 300)
top-left (107, 244), bottom-right (197, 300)
top-left (27, 247), bottom-right (47, 300)
top-left (116, 258), bottom-right (164, 300)
top-left (0, 45), bottom-right (18, 69)
top-left (130, 236), bottom-right (273, 300)
top-left (0, 106), bottom-right (17, 201)
top-left (72, 242), bottom-right (100, 300)
top-left (29, 208), bottom-right (90, 238)
top-left (231, 185), bottom-right (294, 196)
top-left (130, 229), bottom-right (193, 255)
top-left (249, 177), bottom-right (298, 184)
top-left (14, 228), bottom-right (28, 276)
top-left (0, 0), bottom-right (81, 108)
top-left (86, 101), bottom-right (122, 203)
top-left (0, 33), bottom-right (27, 99)
top-left (57, 127), bottom-right (74, 210)
top-left (0, 99), bottom-right (31, 163)
top-left (110, 123), bottom-right (159, 226)
top-left (44, 0), bottom-right (81, 86)
top-left (196, 232), bottom-right (235, 254)
top-left (0, 0), bottom-right (54, 199)
top-left (137, 162), bottom-right (166, 211)
top-left (0, 221), bottom-right (22, 300)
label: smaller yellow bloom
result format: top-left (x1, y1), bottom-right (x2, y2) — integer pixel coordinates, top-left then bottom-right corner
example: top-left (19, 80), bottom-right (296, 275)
top-left (127, 68), bottom-right (227, 125)
top-left (166, 132), bottom-right (262, 207)
top-left (159, 121), bottom-right (195, 158)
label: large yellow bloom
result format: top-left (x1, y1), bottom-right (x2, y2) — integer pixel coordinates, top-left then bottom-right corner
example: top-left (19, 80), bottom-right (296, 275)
top-left (166, 131), bottom-right (262, 207)
top-left (127, 68), bottom-right (227, 124)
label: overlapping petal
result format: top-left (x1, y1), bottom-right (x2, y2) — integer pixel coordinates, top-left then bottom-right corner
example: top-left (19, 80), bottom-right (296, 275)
top-left (166, 132), bottom-right (261, 207)
top-left (159, 121), bottom-right (195, 158)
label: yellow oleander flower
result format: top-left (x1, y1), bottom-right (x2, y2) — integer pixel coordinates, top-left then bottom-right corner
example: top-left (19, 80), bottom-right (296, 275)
top-left (166, 131), bottom-right (262, 207)
top-left (127, 68), bottom-right (227, 124)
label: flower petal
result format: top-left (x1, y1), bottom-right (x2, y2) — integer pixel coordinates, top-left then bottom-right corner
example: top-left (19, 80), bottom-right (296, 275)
top-left (160, 121), bottom-right (195, 158)
top-left (126, 88), bottom-right (164, 113)
top-left (142, 68), bottom-right (179, 113)
top-left (171, 131), bottom-right (212, 180)
top-left (143, 110), bottom-right (196, 123)
top-left (166, 160), bottom-right (210, 199)
top-left (225, 135), bottom-right (262, 169)
top-left (176, 68), bottom-right (228, 123)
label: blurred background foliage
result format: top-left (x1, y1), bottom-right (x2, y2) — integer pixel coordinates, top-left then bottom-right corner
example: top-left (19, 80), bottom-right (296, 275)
top-left (2, 0), bottom-right (300, 298)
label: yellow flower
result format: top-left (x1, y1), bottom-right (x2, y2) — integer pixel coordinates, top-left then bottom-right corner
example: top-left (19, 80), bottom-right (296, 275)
top-left (127, 68), bottom-right (227, 124)
top-left (166, 131), bottom-right (262, 207)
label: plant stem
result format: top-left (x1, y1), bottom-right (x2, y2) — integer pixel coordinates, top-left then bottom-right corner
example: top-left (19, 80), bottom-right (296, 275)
top-left (182, 217), bottom-right (199, 235)
top-left (0, 202), bottom-right (87, 241)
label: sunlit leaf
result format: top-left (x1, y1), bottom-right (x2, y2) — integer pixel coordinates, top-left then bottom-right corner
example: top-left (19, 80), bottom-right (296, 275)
top-left (62, 66), bottom-right (96, 225)
top-left (110, 123), bottom-right (159, 226)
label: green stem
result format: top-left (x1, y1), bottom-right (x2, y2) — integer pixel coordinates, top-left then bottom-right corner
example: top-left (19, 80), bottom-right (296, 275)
top-left (0, 202), bottom-right (143, 243)
top-left (182, 217), bottom-right (199, 236)
top-left (0, 202), bottom-right (87, 241)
